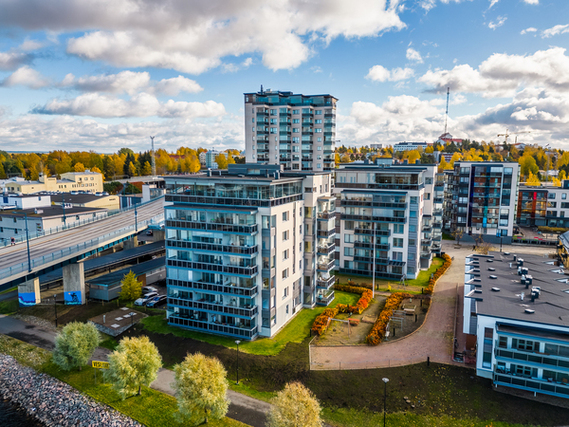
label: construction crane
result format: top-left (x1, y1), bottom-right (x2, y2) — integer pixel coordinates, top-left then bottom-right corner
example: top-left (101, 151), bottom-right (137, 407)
top-left (497, 129), bottom-right (531, 144)
top-left (443, 87), bottom-right (450, 136)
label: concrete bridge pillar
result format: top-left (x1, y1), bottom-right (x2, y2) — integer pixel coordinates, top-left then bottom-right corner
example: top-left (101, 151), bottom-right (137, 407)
top-left (123, 236), bottom-right (138, 250)
top-left (63, 262), bottom-right (85, 305)
top-left (152, 229), bottom-right (165, 241)
top-left (17, 278), bottom-right (40, 306)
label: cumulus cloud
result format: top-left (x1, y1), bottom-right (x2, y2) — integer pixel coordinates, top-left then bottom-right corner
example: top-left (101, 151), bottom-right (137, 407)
top-left (488, 15), bottom-right (507, 30)
top-left (1, 66), bottom-right (50, 88)
top-left (366, 65), bottom-right (414, 82)
top-left (0, 50), bottom-right (33, 71)
top-left (522, 0), bottom-right (538, 4)
top-left (0, 0), bottom-right (406, 73)
top-left (520, 27), bottom-right (537, 35)
top-left (488, 0), bottom-right (499, 10)
top-left (19, 38), bottom-right (43, 51)
top-left (419, 47), bottom-right (569, 97)
top-left (542, 24), bottom-right (569, 38)
top-left (60, 71), bottom-right (202, 96)
top-left (32, 93), bottom-right (225, 119)
top-left (406, 48), bottom-right (423, 63)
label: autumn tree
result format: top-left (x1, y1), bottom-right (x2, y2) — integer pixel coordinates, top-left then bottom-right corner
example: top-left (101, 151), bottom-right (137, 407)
top-left (215, 153), bottom-right (228, 169)
top-left (119, 270), bottom-right (142, 301)
top-left (73, 162), bottom-right (86, 172)
top-left (53, 321), bottom-right (101, 371)
top-left (267, 382), bottom-right (322, 427)
top-left (452, 228), bottom-right (464, 246)
top-left (173, 353), bottom-right (229, 425)
top-left (526, 171), bottom-right (541, 186)
top-left (519, 154), bottom-right (539, 180)
top-left (105, 336), bottom-right (162, 398)
top-left (141, 161), bottom-right (153, 176)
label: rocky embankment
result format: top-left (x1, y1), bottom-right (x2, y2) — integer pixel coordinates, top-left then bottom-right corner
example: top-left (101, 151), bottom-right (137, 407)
top-left (0, 354), bottom-right (141, 427)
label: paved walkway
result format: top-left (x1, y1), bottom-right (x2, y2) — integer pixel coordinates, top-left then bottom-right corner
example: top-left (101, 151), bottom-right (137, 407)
top-left (310, 241), bottom-right (557, 370)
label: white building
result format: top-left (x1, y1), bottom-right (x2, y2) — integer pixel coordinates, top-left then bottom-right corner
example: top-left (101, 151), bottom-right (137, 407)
top-left (463, 251), bottom-right (569, 400)
top-left (393, 141), bottom-right (428, 152)
top-left (244, 89), bottom-right (337, 172)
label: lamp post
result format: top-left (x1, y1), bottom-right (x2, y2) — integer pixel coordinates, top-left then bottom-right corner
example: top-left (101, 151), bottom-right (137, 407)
top-left (496, 230), bottom-right (503, 253)
top-left (134, 200), bottom-right (138, 232)
top-left (382, 377), bottom-right (389, 427)
top-left (14, 210), bottom-right (32, 273)
top-left (54, 294), bottom-right (58, 327)
top-left (235, 340), bottom-right (241, 385)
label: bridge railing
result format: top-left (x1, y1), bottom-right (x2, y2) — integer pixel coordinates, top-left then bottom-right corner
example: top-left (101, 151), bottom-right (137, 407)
top-left (1, 195), bottom-right (165, 247)
top-left (0, 213), bottom-right (164, 281)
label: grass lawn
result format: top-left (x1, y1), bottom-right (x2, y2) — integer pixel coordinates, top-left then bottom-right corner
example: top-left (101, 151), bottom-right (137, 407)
top-left (0, 299), bottom-right (18, 315)
top-left (140, 291), bottom-right (360, 356)
top-left (0, 285), bottom-right (17, 296)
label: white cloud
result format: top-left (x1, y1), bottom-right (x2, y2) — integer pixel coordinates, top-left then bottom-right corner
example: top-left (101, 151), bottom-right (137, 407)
top-left (488, 0), bottom-right (499, 10)
top-left (0, 50), bottom-right (33, 71)
top-left (0, 0), bottom-right (406, 73)
top-left (19, 38), bottom-right (43, 51)
top-left (520, 27), bottom-right (537, 35)
top-left (419, 47), bottom-right (569, 97)
top-left (60, 71), bottom-right (202, 96)
top-left (32, 93), bottom-right (225, 118)
top-left (406, 47), bottom-right (423, 63)
top-left (366, 65), bottom-right (414, 82)
top-left (488, 15), bottom-right (507, 30)
top-left (522, 0), bottom-right (538, 4)
top-left (1, 66), bottom-right (50, 88)
top-left (542, 24), bottom-right (569, 38)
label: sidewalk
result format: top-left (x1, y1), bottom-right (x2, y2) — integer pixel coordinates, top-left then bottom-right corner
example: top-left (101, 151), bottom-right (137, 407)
top-left (0, 314), bottom-right (269, 427)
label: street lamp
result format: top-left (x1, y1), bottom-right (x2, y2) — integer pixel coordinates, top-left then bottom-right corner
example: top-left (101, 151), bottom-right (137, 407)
top-left (62, 197), bottom-right (67, 226)
top-left (13, 210), bottom-right (32, 273)
top-left (134, 200), bottom-right (138, 232)
top-left (235, 340), bottom-right (241, 385)
top-left (496, 230), bottom-right (503, 253)
top-left (382, 377), bottom-right (389, 427)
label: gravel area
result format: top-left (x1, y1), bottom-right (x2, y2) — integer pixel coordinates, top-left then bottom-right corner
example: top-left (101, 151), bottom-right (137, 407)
top-left (0, 354), bottom-right (141, 427)
top-left (11, 314), bottom-right (57, 331)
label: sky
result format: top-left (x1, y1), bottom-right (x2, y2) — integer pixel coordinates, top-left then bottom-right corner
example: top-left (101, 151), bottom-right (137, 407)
top-left (1, 0), bottom-right (568, 154)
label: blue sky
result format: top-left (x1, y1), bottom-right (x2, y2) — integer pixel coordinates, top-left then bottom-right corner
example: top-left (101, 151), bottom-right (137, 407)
top-left (0, 0), bottom-right (568, 153)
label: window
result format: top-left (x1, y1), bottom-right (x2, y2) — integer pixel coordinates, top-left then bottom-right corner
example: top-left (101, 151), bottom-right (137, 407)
top-left (315, 128), bottom-right (322, 133)
top-left (282, 268), bottom-right (289, 279)
top-left (283, 249), bottom-right (289, 260)
top-left (317, 164), bottom-right (321, 168)
top-left (317, 146), bottom-right (322, 151)
top-left (270, 109), bottom-right (277, 115)
top-left (292, 109), bottom-right (299, 114)
top-left (410, 196), bottom-right (418, 204)
top-left (548, 193), bottom-right (556, 199)
top-left (394, 224), bottom-right (404, 234)
top-left (286, 305), bottom-right (289, 314)
top-left (293, 119), bottom-right (300, 124)
top-left (282, 230), bottom-right (289, 241)
top-left (393, 238), bottom-right (404, 248)
top-left (284, 287), bottom-right (289, 297)
top-left (513, 338), bottom-right (539, 352)
top-left (344, 247), bottom-right (354, 256)
top-left (315, 110), bottom-right (322, 115)
top-left (282, 211), bottom-right (289, 221)
top-left (317, 137), bottom-right (322, 142)
top-left (315, 119), bottom-right (322, 124)
top-left (563, 194), bottom-right (567, 200)
top-left (293, 128), bottom-right (299, 133)
top-left (409, 225), bottom-right (416, 232)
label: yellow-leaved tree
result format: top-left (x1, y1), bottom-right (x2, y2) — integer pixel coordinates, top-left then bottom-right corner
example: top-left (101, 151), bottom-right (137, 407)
top-left (119, 270), bottom-right (141, 301)
top-left (53, 321), bottom-right (101, 371)
top-left (173, 352), bottom-right (229, 425)
top-left (215, 153), bottom-right (228, 169)
top-left (526, 171), bottom-right (541, 186)
top-left (267, 382), bottom-right (322, 427)
top-left (105, 336), bottom-right (162, 398)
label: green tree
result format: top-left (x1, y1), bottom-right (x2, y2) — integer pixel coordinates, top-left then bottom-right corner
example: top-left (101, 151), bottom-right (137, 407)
top-left (141, 161), bottom-right (152, 176)
top-left (173, 352), bottom-right (229, 425)
top-left (215, 153), bottom-right (228, 169)
top-left (105, 336), bottom-right (162, 398)
top-left (119, 270), bottom-right (142, 301)
top-left (53, 321), bottom-right (101, 371)
top-left (267, 382), bottom-right (322, 427)
top-left (519, 154), bottom-right (539, 180)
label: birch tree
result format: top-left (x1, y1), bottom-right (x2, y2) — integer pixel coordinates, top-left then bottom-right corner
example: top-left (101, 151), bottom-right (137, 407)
top-left (53, 321), bottom-right (100, 371)
top-left (267, 382), bottom-right (322, 427)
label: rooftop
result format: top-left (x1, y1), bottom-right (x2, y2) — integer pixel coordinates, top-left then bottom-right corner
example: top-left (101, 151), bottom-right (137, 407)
top-left (51, 193), bottom-right (114, 204)
top-left (466, 251), bottom-right (569, 328)
top-left (4, 205), bottom-right (106, 218)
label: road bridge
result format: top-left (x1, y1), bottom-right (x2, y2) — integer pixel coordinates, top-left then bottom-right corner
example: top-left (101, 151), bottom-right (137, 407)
top-left (0, 197), bottom-right (164, 287)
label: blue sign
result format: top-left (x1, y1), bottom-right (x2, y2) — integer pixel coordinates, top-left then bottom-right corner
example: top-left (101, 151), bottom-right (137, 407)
top-left (18, 292), bottom-right (37, 307)
top-left (64, 291), bottom-right (82, 305)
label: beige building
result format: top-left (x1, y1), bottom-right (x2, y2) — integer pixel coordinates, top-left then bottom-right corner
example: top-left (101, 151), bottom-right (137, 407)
top-left (51, 193), bottom-right (119, 211)
top-left (5, 170), bottom-right (104, 194)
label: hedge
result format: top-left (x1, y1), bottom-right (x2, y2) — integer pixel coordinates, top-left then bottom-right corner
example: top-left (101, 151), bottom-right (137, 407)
top-left (366, 292), bottom-right (411, 345)
top-left (424, 253), bottom-right (452, 295)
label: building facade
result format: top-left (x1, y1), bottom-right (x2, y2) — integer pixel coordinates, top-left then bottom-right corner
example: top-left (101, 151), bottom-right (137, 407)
top-left (518, 181), bottom-right (569, 228)
top-left (244, 90), bottom-right (337, 172)
top-left (392, 141), bottom-right (428, 152)
top-left (463, 252), bottom-right (569, 400)
top-left (4, 170), bottom-right (104, 194)
top-left (163, 164), bottom-right (335, 340)
top-left (446, 162), bottom-right (519, 243)
top-left (334, 163), bottom-right (440, 280)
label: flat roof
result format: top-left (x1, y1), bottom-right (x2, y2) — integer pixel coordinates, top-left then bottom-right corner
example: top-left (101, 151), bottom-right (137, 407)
top-left (467, 251), bottom-right (569, 328)
top-left (87, 257), bottom-right (165, 286)
top-left (51, 194), bottom-right (114, 204)
top-left (5, 206), bottom-right (106, 218)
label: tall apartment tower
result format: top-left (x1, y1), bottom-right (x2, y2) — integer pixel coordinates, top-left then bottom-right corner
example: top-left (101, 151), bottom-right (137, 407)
top-left (244, 89), bottom-right (337, 172)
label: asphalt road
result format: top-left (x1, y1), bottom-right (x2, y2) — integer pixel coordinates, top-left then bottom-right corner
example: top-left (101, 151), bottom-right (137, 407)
top-left (0, 198), bottom-right (164, 282)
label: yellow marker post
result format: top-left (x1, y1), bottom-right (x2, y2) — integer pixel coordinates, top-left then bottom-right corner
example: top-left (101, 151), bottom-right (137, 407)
top-left (92, 360), bottom-right (109, 369)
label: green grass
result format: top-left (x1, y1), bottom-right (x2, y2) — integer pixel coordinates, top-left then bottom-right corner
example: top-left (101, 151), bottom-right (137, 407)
top-left (0, 299), bottom-right (19, 315)
top-left (99, 337), bottom-right (119, 351)
top-left (0, 286), bottom-right (17, 296)
top-left (141, 291), bottom-right (360, 356)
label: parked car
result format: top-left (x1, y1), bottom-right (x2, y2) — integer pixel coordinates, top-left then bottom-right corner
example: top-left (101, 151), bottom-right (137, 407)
top-left (134, 291), bottom-right (158, 306)
top-left (142, 286), bottom-right (158, 294)
top-left (146, 230), bottom-right (153, 236)
top-left (146, 295), bottom-right (167, 308)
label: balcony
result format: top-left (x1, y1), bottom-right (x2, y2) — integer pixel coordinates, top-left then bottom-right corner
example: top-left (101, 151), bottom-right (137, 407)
top-left (168, 315), bottom-right (258, 339)
top-left (341, 214), bottom-right (406, 223)
top-left (168, 297), bottom-right (258, 318)
top-left (493, 371), bottom-right (569, 399)
top-left (167, 279), bottom-right (258, 297)
top-left (353, 241), bottom-right (390, 251)
top-left (317, 211), bottom-right (335, 220)
top-left (166, 240), bottom-right (258, 255)
top-left (316, 290), bottom-right (335, 306)
top-left (167, 259), bottom-right (258, 277)
top-left (317, 228), bottom-right (336, 238)
top-left (316, 275), bottom-right (335, 290)
top-left (317, 243), bottom-right (336, 256)
top-left (165, 219), bottom-right (258, 235)
top-left (317, 259), bottom-right (335, 272)
top-left (354, 228), bottom-right (391, 237)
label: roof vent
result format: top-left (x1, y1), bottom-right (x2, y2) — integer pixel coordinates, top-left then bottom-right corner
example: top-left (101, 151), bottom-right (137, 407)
top-left (525, 309), bottom-right (535, 314)
top-left (504, 252), bottom-right (510, 256)
top-left (487, 259), bottom-right (494, 263)
top-left (488, 267), bottom-right (495, 271)
top-left (489, 275), bottom-right (497, 279)
top-left (491, 287), bottom-right (500, 292)
top-left (474, 289), bottom-right (482, 294)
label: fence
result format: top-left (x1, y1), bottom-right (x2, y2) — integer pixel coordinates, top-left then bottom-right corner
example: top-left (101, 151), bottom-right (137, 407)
top-left (0, 214), bottom-right (164, 281)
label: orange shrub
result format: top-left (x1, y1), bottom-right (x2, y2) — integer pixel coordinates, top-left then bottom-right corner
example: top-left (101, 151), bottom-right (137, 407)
top-left (366, 292), bottom-right (411, 345)
top-left (424, 254), bottom-right (452, 295)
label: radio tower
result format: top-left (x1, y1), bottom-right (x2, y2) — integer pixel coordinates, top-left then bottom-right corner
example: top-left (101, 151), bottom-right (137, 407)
top-left (443, 87), bottom-right (450, 135)
top-left (149, 136), bottom-right (156, 177)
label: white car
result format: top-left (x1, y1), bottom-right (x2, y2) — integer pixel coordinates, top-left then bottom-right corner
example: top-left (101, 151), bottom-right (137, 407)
top-left (134, 291), bottom-right (158, 306)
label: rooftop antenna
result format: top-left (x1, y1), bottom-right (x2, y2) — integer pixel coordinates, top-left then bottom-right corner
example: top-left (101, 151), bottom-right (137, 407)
top-left (150, 136), bottom-right (156, 177)
top-left (260, 84), bottom-right (264, 94)
top-left (443, 87), bottom-right (450, 135)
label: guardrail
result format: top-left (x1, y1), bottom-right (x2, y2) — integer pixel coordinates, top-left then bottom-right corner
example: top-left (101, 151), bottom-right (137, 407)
top-left (0, 213), bottom-right (164, 281)
top-left (1, 195), bottom-right (165, 248)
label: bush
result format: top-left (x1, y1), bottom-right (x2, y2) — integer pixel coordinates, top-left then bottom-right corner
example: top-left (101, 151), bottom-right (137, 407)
top-left (366, 292), bottom-right (411, 345)
top-left (424, 253), bottom-right (452, 295)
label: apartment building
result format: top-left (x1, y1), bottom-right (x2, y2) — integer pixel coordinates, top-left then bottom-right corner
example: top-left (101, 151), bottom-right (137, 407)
top-left (334, 162), bottom-right (440, 280)
top-left (163, 164), bottom-right (335, 340)
top-left (244, 90), bottom-right (337, 172)
top-left (446, 162), bottom-right (520, 243)
top-left (518, 181), bottom-right (569, 228)
top-left (463, 251), bottom-right (569, 400)
top-left (392, 141), bottom-right (428, 152)
top-left (5, 170), bottom-right (104, 194)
